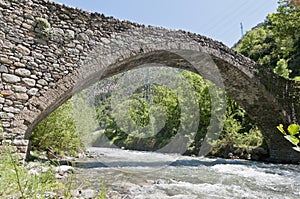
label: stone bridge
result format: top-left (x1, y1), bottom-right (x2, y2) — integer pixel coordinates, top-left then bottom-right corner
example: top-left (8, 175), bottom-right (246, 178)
top-left (0, 0), bottom-right (299, 163)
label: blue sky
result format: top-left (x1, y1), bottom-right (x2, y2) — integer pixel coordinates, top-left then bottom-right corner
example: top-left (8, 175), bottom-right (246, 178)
top-left (53, 0), bottom-right (278, 47)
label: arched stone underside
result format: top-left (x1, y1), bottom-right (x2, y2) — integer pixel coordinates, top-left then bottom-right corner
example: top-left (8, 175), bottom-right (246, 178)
top-left (0, 0), bottom-right (299, 163)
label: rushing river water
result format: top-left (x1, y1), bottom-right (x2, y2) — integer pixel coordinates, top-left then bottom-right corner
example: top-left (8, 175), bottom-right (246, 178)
top-left (74, 147), bottom-right (300, 199)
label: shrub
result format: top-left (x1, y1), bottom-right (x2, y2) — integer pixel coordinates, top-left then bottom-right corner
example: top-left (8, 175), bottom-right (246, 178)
top-left (35, 17), bottom-right (53, 39)
top-left (210, 98), bottom-right (265, 157)
top-left (31, 99), bottom-right (84, 157)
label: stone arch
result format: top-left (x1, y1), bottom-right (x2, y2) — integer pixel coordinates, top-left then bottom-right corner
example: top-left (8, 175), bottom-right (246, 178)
top-left (16, 35), bottom-right (299, 163)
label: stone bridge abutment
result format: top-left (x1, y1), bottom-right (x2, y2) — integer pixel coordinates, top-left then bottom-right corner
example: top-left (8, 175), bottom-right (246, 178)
top-left (0, 0), bottom-right (299, 163)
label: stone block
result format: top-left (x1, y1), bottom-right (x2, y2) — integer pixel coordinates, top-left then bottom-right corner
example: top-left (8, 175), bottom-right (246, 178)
top-left (27, 88), bottom-right (39, 96)
top-left (3, 106), bottom-right (20, 114)
top-left (2, 73), bottom-right (21, 83)
top-left (0, 57), bottom-right (13, 65)
top-left (1, 90), bottom-right (14, 96)
top-left (37, 79), bottom-right (48, 86)
top-left (0, 65), bottom-right (8, 73)
top-left (2, 121), bottom-right (11, 127)
top-left (15, 93), bottom-right (29, 100)
top-left (15, 68), bottom-right (31, 77)
top-left (22, 77), bottom-right (36, 87)
top-left (15, 44), bottom-right (31, 56)
top-left (13, 85), bottom-right (27, 92)
top-left (13, 139), bottom-right (29, 146)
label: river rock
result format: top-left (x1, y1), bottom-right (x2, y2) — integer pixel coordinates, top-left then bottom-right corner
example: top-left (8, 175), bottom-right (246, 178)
top-left (1, 90), bottom-right (14, 96)
top-left (15, 93), bottom-right (29, 100)
top-left (0, 65), bottom-right (8, 73)
top-left (37, 79), bottom-right (48, 86)
top-left (27, 88), bottom-right (39, 96)
top-left (22, 77), bottom-right (36, 86)
top-left (3, 106), bottom-right (20, 113)
top-left (54, 165), bottom-right (74, 174)
top-left (0, 57), bottom-right (13, 65)
top-left (15, 68), bottom-right (31, 77)
top-left (2, 74), bottom-right (21, 83)
top-left (13, 85), bottom-right (27, 92)
top-left (15, 44), bottom-right (31, 55)
top-left (65, 29), bottom-right (75, 38)
top-left (72, 189), bottom-right (96, 199)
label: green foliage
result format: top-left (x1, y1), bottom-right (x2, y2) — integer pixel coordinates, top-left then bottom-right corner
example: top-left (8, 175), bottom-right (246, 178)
top-left (35, 17), bottom-right (54, 39)
top-left (277, 123), bottom-right (300, 152)
top-left (236, 1), bottom-right (300, 154)
top-left (210, 98), bottom-right (264, 156)
top-left (0, 133), bottom-right (65, 198)
top-left (36, 17), bottom-right (51, 29)
top-left (294, 76), bottom-right (300, 81)
top-left (181, 71), bottom-right (214, 154)
top-left (73, 93), bottom-right (99, 147)
top-left (0, 124), bottom-right (106, 198)
top-left (31, 99), bottom-right (84, 157)
top-left (273, 58), bottom-right (291, 78)
top-left (0, 156), bottom-right (59, 198)
top-left (92, 69), bottom-right (263, 157)
top-left (99, 180), bottom-right (107, 199)
top-left (234, 1), bottom-right (300, 78)
top-left (92, 70), bottom-right (211, 152)
top-left (234, 27), bottom-right (269, 61)
top-left (96, 82), bottom-right (184, 151)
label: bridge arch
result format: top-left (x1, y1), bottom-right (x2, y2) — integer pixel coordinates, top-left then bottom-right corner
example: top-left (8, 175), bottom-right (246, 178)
top-left (19, 37), bottom-right (298, 163)
top-left (1, 0), bottom-right (299, 162)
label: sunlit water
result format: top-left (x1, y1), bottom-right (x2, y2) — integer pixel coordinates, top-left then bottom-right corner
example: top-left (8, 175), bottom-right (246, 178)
top-left (74, 147), bottom-right (300, 199)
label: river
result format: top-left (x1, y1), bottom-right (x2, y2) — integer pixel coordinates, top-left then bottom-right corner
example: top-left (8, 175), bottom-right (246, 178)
top-left (73, 147), bottom-right (300, 199)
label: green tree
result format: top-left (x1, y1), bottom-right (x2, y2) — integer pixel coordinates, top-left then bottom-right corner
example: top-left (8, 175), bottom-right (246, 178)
top-left (92, 69), bottom-right (263, 157)
top-left (235, 0), bottom-right (300, 78)
top-left (31, 100), bottom-right (84, 156)
top-left (273, 58), bottom-right (291, 78)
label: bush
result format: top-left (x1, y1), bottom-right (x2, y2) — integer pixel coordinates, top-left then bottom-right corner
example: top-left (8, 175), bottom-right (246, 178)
top-left (210, 98), bottom-right (265, 157)
top-left (31, 99), bottom-right (84, 157)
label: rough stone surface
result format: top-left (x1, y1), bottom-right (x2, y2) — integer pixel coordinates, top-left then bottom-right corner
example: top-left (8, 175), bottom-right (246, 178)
top-left (22, 78), bottom-right (36, 87)
top-left (3, 107), bottom-right (20, 114)
top-left (27, 88), bottom-right (39, 96)
top-left (0, 0), bottom-right (299, 163)
top-left (15, 93), bottom-right (29, 100)
top-left (0, 65), bottom-right (8, 73)
top-left (13, 85), bottom-right (27, 92)
top-left (15, 68), bottom-right (31, 77)
top-left (2, 74), bottom-right (21, 83)
top-left (15, 44), bottom-right (31, 56)
top-left (0, 57), bottom-right (13, 65)
top-left (1, 90), bottom-right (14, 96)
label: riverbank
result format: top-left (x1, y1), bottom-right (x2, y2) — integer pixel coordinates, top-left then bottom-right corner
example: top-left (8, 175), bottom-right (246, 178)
top-left (24, 147), bottom-right (299, 198)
